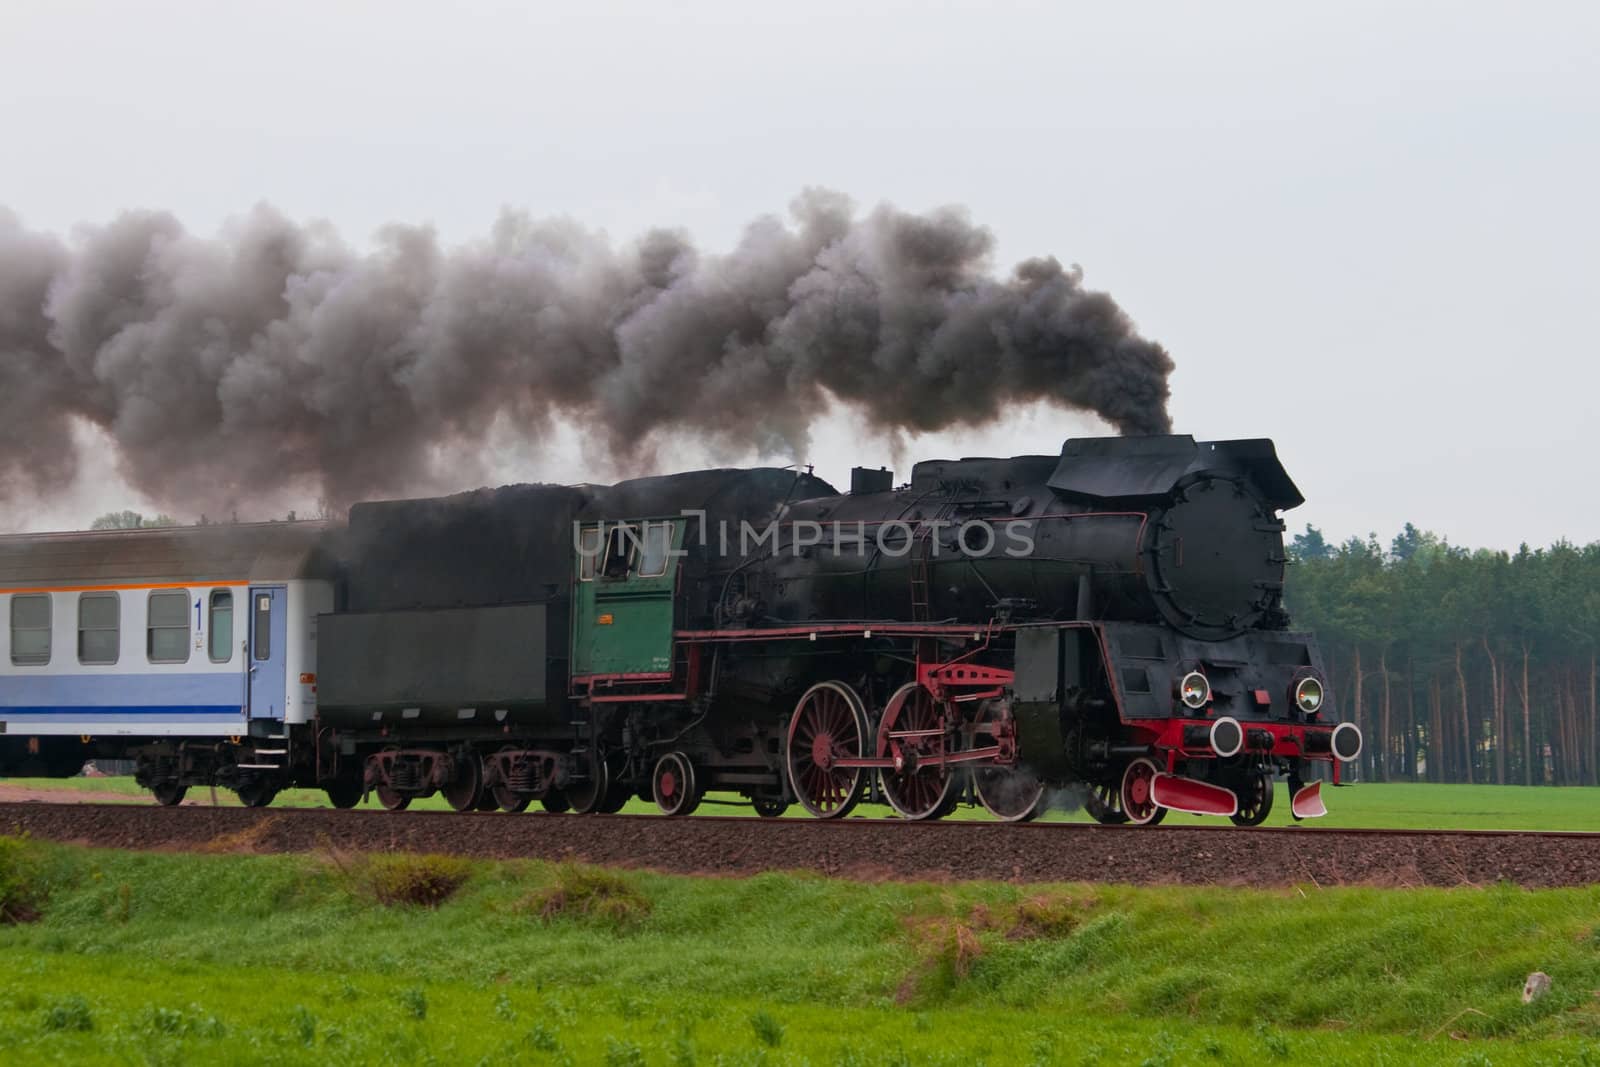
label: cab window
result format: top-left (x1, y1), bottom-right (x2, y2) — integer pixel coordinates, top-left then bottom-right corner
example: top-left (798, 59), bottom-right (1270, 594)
top-left (638, 522), bottom-right (672, 577)
top-left (577, 526), bottom-right (603, 581)
top-left (601, 524), bottom-right (638, 579)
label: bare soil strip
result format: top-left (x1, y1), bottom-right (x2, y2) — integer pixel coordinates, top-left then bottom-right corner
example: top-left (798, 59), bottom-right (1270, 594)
top-left (2, 801), bottom-right (1596, 887)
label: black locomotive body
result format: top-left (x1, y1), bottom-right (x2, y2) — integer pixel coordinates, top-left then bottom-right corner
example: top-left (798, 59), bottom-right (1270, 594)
top-left (0, 434), bottom-right (1362, 824)
top-left (309, 433), bottom-right (1359, 824)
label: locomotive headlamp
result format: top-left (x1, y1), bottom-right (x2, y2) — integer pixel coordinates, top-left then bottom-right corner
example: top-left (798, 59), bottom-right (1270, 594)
top-left (1178, 671), bottom-right (1211, 710)
top-left (1294, 677), bottom-right (1324, 715)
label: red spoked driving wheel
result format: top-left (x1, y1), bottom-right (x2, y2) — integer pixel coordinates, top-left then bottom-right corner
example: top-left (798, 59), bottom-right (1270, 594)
top-left (652, 751), bottom-right (701, 817)
top-left (1119, 757), bottom-right (1167, 826)
top-left (878, 683), bottom-right (960, 821)
top-left (786, 681), bottom-right (870, 818)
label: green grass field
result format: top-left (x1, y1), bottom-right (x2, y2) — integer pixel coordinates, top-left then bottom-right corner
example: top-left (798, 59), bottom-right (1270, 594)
top-left (3, 838), bottom-right (1600, 1065)
top-left (10, 776), bottom-right (1600, 832)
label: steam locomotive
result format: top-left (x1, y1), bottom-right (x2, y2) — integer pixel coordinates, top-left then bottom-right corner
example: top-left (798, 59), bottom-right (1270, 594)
top-left (0, 434), bottom-right (1360, 824)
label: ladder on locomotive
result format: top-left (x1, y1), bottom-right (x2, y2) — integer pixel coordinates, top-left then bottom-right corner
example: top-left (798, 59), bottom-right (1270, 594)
top-left (908, 498), bottom-right (961, 623)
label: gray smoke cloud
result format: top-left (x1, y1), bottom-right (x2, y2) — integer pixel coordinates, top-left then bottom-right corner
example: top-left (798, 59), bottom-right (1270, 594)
top-left (0, 189), bottom-right (1173, 515)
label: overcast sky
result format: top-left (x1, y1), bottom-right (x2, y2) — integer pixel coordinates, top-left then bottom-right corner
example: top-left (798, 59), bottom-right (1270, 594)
top-left (4, 0), bottom-right (1597, 549)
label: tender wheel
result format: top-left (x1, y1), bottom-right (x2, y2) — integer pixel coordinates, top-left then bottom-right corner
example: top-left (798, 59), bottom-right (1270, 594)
top-left (375, 784), bottom-right (410, 811)
top-left (324, 777), bottom-right (363, 810)
top-left (786, 681), bottom-right (870, 818)
top-left (493, 785), bottom-right (532, 813)
top-left (652, 752), bottom-right (701, 817)
top-left (1119, 758), bottom-right (1166, 826)
top-left (539, 790), bottom-right (571, 814)
top-left (1084, 781), bottom-right (1129, 825)
top-left (151, 781), bottom-right (187, 807)
top-left (1230, 772), bottom-right (1276, 827)
top-left (236, 779), bottom-right (278, 809)
top-left (565, 751), bottom-right (612, 815)
top-left (878, 683), bottom-right (959, 821)
top-left (751, 796), bottom-right (788, 818)
top-left (441, 751), bottom-right (484, 812)
top-left (972, 703), bottom-right (1045, 822)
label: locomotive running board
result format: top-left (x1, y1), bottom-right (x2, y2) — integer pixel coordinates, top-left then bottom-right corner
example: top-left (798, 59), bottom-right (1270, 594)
top-left (1291, 780), bottom-right (1327, 819)
top-left (1151, 773), bottom-right (1238, 818)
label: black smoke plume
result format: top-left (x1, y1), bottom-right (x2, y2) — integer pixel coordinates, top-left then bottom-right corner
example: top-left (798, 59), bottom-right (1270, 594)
top-left (0, 190), bottom-right (1172, 515)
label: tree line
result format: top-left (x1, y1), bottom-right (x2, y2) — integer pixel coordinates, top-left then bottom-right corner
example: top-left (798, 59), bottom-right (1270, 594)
top-left (1286, 524), bottom-right (1600, 787)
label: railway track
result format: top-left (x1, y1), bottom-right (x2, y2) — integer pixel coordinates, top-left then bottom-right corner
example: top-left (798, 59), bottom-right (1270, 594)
top-left (4, 801), bottom-right (1598, 887)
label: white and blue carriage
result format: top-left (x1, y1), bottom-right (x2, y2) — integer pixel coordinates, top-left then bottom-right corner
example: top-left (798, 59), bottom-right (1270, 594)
top-left (0, 523), bottom-right (334, 798)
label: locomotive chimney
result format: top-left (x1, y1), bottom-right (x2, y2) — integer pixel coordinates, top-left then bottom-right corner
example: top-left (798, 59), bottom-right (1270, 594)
top-left (849, 467), bottom-right (894, 495)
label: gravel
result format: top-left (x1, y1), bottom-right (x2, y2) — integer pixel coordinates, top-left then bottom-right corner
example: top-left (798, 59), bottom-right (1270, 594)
top-left (4, 801), bottom-right (1599, 887)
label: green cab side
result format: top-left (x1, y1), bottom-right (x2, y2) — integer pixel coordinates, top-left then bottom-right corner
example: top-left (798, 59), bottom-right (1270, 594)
top-left (571, 518), bottom-right (686, 678)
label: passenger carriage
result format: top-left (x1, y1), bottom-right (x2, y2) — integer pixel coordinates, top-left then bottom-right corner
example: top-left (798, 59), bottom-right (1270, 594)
top-left (0, 523), bottom-right (334, 804)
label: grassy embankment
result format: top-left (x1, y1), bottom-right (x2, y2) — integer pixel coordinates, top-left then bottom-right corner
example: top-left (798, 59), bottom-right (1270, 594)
top-left (9, 776), bottom-right (1600, 832)
top-left (2, 837), bottom-right (1600, 1064)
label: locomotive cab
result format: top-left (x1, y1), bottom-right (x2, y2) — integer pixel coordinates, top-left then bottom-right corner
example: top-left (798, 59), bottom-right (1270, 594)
top-left (571, 518), bottom-right (687, 678)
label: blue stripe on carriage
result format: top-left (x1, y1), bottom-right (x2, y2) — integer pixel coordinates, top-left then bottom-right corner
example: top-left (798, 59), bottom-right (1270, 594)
top-left (1, 706), bottom-right (242, 716)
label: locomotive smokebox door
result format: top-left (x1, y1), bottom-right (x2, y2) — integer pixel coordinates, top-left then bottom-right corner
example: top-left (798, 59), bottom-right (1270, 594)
top-left (572, 519), bottom-right (685, 677)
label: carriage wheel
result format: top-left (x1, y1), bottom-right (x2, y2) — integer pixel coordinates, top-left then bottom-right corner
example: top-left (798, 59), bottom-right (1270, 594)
top-left (786, 681), bottom-right (870, 818)
top-left (539, 790), bottom-right (571, 814)
top-left (652, 752), bottom-right (701, 817)
top-left (972, 702), bottom-right (1045, 822)
top-left (1229, 772), bottom-right (1275, 827)
top-left (324, 776), bottom-right (363, 810)
top-left (1119, 758), bottom-right (1167, 826)
top-left (441, 752), bottom-right (484, 812)
top-left (236, 778), bottom-right (277, 808)
top-left (878, 683), bottom-right (959, 821)
top-left (151, 781), bottom-right (187, 807)
top-left (565, 751), bottom-right (612, 814)
top-left (375, 784), bottom-right (410, 811)
top-left (752, 796), bottom-right (788, 818)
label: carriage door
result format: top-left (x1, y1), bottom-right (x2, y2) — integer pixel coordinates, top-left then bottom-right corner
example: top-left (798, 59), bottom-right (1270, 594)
top-left (247, 586), bottom-right (288, 720)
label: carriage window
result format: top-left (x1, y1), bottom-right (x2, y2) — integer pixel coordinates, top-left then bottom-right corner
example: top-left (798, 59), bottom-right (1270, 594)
top-left (209, 590), bottom-right (234, 663)
top-left (578, 526), bottom-right (602, 581)
top-left (147, 591), bottom-right (191, 663)
top-left (638, 522), bottom-right (672, 577)
top-left (601, 524), bottom-right (638, 579)
top-left (9, 594), bottom-right (51, 666)
top-left (254, 593), bottom-right (271, 661)
top-left (78, 592), bottom-right (120, 665)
